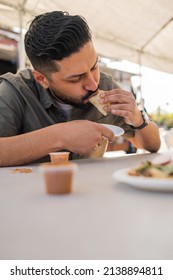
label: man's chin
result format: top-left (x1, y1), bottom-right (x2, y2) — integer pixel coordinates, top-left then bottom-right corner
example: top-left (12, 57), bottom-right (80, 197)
top-left (64, 99), bottom-right (89, 109)
top-left (83, 99), bottom-right (89, 104)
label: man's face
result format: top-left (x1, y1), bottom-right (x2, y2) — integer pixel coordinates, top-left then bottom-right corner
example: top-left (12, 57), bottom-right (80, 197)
top-left (45, 41), bottom-right (100, 105)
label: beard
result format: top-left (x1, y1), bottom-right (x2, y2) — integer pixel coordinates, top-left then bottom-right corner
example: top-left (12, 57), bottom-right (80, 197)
top-left (48, 86), bottom-right (99, 109)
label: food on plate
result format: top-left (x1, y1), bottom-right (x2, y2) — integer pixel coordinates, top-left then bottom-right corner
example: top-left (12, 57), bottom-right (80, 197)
top-left (89, 90), bottom-right (109, 116)
top-left (128, 159), bottom-right (173, 178)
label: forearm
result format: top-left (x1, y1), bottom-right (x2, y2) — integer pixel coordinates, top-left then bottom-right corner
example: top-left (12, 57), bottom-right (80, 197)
top-left (130, 121), bottom-right (161, 152)
top-left (0, 120), bottom-right (115, 167)
top-left (0, 124), bottom-right (64, 166)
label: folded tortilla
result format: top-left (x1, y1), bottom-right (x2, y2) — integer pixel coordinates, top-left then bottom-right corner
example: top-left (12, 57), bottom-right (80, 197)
top-left (89, 90), bottom-right (108, 116)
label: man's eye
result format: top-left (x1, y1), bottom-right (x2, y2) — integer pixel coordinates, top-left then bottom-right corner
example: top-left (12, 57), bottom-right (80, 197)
top-left (68, 77), bottom-right (81, 83)
top-left (91, 64), bottom-right (98, 71)
top-left (69, 79), bottom-right (80, 83)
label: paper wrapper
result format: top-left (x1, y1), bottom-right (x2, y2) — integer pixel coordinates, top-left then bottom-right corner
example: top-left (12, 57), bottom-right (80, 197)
top-left (89, 90), bottom-right (108, 116)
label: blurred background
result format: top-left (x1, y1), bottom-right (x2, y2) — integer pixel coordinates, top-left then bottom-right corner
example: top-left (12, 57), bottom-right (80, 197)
top-left (1, 0), bottom-right (173, 153)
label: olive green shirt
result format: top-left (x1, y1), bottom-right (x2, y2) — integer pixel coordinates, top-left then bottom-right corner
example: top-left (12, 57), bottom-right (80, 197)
top-left (0, 69), bottom-right (135, 160)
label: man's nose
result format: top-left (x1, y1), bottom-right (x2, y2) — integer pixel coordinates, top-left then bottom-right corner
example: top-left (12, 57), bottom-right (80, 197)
top-left (83, 73), bottom-right (98, 92)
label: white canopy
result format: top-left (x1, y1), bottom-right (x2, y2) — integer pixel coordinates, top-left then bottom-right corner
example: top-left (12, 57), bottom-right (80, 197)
top-left (0, 0), bottom-right (173, 74)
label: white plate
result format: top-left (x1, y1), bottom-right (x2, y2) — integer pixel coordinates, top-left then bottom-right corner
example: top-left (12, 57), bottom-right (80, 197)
top-left (113, 168), bottom-right (173, 191)
top-left (101, 124), bottom-right (124, 137)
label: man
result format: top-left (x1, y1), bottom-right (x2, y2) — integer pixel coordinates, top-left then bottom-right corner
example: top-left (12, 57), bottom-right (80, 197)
top-left (0, 11), bottom-right (160, 166)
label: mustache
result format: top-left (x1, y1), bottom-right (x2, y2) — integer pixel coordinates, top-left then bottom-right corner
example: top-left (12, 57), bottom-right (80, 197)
top-left (82, 86), bottom-right (99, 102)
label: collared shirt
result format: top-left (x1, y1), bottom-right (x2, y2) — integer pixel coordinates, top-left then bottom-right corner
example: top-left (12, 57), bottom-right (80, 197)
top-left (0, 69), bottom-right (135, 160)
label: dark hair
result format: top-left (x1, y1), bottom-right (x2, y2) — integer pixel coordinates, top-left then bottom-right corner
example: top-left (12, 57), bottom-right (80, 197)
top-left (24, 11), bottom-right (92, 77)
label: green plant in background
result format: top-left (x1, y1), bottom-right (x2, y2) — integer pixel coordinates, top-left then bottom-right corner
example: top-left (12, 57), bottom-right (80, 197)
top-left (150, 106), bottom-right (173, 129)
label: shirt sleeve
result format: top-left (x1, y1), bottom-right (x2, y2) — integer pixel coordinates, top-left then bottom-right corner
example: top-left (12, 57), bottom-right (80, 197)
top-left (0, 80), bottom-right (24, 136)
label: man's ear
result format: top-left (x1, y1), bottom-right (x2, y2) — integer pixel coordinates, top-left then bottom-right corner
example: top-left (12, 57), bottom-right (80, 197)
top-left (32, 70), bottom-right (49, 89)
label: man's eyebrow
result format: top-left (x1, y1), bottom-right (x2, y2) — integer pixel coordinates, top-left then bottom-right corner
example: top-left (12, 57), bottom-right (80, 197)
top-left (65, 57), bottom-right (98, 79)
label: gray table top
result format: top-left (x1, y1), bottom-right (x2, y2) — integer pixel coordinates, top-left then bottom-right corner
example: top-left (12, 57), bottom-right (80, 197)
top-left (1, 152), bottom-right (173, 260)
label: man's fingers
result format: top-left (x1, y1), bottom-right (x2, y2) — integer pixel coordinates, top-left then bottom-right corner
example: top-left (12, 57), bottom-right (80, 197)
top-left (100, 126), bottom-right (115, 143)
